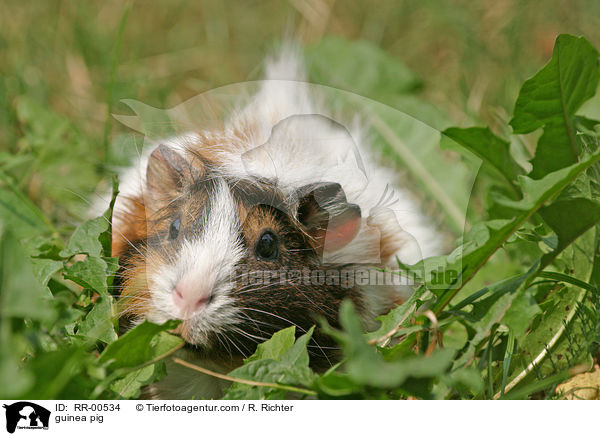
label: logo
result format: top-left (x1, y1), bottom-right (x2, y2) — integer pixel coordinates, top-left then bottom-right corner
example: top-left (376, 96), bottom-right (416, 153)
top-left (2, 402), bottom-right (50, 434)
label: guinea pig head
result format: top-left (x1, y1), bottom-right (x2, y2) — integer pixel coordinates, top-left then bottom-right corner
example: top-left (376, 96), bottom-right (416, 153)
top-left (120, 145), bottom-right (365, 366)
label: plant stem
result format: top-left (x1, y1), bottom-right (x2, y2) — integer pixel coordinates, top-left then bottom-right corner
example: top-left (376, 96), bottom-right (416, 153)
top-left (172, 357), bottom-right (317, 397)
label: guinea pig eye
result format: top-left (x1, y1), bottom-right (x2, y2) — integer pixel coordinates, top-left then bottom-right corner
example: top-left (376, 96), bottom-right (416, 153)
top-left (255, 230), bottom-right (278, 261)
top-left (169, 217), bottom-right (181, 240)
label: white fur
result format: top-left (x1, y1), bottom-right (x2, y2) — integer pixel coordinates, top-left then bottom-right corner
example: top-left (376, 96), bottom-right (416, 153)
top-left (207, 50), bottom-right (441, 264)
top-left (111, 48), bottom-right (441, 399)
top-left (110, 132), bottom-right (202, 232)
top-left (146, 179), bottom-right (245, 346)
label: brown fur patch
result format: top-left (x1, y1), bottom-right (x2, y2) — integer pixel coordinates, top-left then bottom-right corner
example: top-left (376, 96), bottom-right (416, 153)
top-left (112, 195), bottom-right (147, 257)
top-left (241, 206), bottom-right (286, 247)
top-left (113, 154), bottom-right (369, 368)
top-left (116, 256), bottom-right (151, 317)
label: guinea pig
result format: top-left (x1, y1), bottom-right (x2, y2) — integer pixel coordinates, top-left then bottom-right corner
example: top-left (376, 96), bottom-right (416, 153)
top-left (110, 49), bottom-right (441, 398)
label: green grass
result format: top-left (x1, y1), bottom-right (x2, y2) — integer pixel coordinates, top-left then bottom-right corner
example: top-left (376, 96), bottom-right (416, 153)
top-left (1, 0), bottom-right (599, 220)
top-left (2, 0), bottom-right (599, 226)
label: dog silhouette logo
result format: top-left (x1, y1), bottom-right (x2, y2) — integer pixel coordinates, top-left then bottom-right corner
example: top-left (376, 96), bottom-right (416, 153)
top-left (2, 402), bottom-right (50, 433)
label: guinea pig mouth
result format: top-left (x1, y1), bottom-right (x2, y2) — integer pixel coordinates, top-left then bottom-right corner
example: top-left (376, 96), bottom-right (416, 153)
top-left (167, 303), bottom-right (239, 353)
top-left (172, 319), bottom-right (209, 346)
top-left (173, 323), bottom-right (245, 365)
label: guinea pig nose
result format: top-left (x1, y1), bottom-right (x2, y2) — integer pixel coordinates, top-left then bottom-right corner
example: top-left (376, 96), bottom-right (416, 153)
top-left (172, 281), bottom-right (212, 319)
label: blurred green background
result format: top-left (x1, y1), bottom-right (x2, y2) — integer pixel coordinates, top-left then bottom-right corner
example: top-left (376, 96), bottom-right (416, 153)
top-left (1, 0), bottom-right (599, 228)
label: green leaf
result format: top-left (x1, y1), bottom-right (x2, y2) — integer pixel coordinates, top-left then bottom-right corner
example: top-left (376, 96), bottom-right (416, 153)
top-left (442, 127), bottom-right (523, 188)
top-left (350, 346), bottom-right (455, 390)
top-left (510, 34), bottom-right (599, 178)
top-left (504, 285), bottom-right (586, 395)
top-left (452, 268), bottom-right (535, 368)
top-left (281, 326), bottom-right (314, 368)
top-left (77, 295), bottom-right (118, 344)
top-left (592, 234), bottom-right (600, 286)
top-left (224, 327), bottom-right (316, 399)
top-left (110, 363), bottom-right (166, 398)
top-left (498, 160), bottom-right (600, 211)
top-left (314, 371), bottom-right (361, 397)
top-left (60, 215), bottom-right (109, 258)
top-left (538, 198), bottom-right (600, 269)
top-left (224, 359), bottom-right (315, 400)
top-left (30, 258), bottom-right (63, 287)
top-left (63, 256), bottom-right (117, 295)
top-left (432, 150), bottom-right (600, 313)
top-left (501, 285), bottom-right (541, 340)
top-left (60, 205), bottom-right (119, 295)
top-left (328, 301), bottom-right (455, 391)
top-left (99, 321), bottom-right (183, 371)
top-left (0, 225), bottom-right (55, 321)
top-left (501, 224), bottom-right (596, 397)
top-left (436, 367), bottom-right (484, 398)
top-left (244, 326), bottom-right (296, 363)
top-left (19, 347), bottom-right (94, 399)
top-left (365, 285), bottom-right (426, 342)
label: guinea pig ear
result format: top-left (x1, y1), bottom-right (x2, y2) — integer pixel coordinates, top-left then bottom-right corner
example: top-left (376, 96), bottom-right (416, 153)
top-left (145, 145), bottom-right (198, 212)
top-left (296, 182), bottom-right (361, 253)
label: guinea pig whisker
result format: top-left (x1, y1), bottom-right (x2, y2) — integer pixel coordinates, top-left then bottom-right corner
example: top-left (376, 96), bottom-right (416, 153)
top-left (230, 326), bottom-right (268, 343)
top-left (236, 282), bottom-right (281, 295)
top-left (307, 338), bottom-right (333, 366)
top-left (222, 333), bottom-right (249, 358)
top-left (235, 313), bottom-right (267, 335)
top-left (117, 231), bottom-right (146, 259)
top-left (235, 277), bottom-right (281, 289)
top-left (214, 331), bottom-right (234, 358)
top-left (115, 262), bottom-right (144, 271)
top-left (117, 298), bottom-right (151, 306)
top-left (64, 188), bottom-right (94, 207)
top-left (237, 311), bottom-right (281, 329)
top-left (238, 307), bottom-right (307, 333)
top-left (115, 296), bottom-right (152, 300)
top-left (238, 308), bottom-right (333, 365)
top-left (282, 281), bottom-right (320, 310)
top-left (230, 331), bottom-right (262, 345)
top-left (116, 298), bottom-right (151, 307)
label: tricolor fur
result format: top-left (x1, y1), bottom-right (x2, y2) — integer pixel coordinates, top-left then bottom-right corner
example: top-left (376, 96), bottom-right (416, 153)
top-left (111, 48), bottom-right (440, 398)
